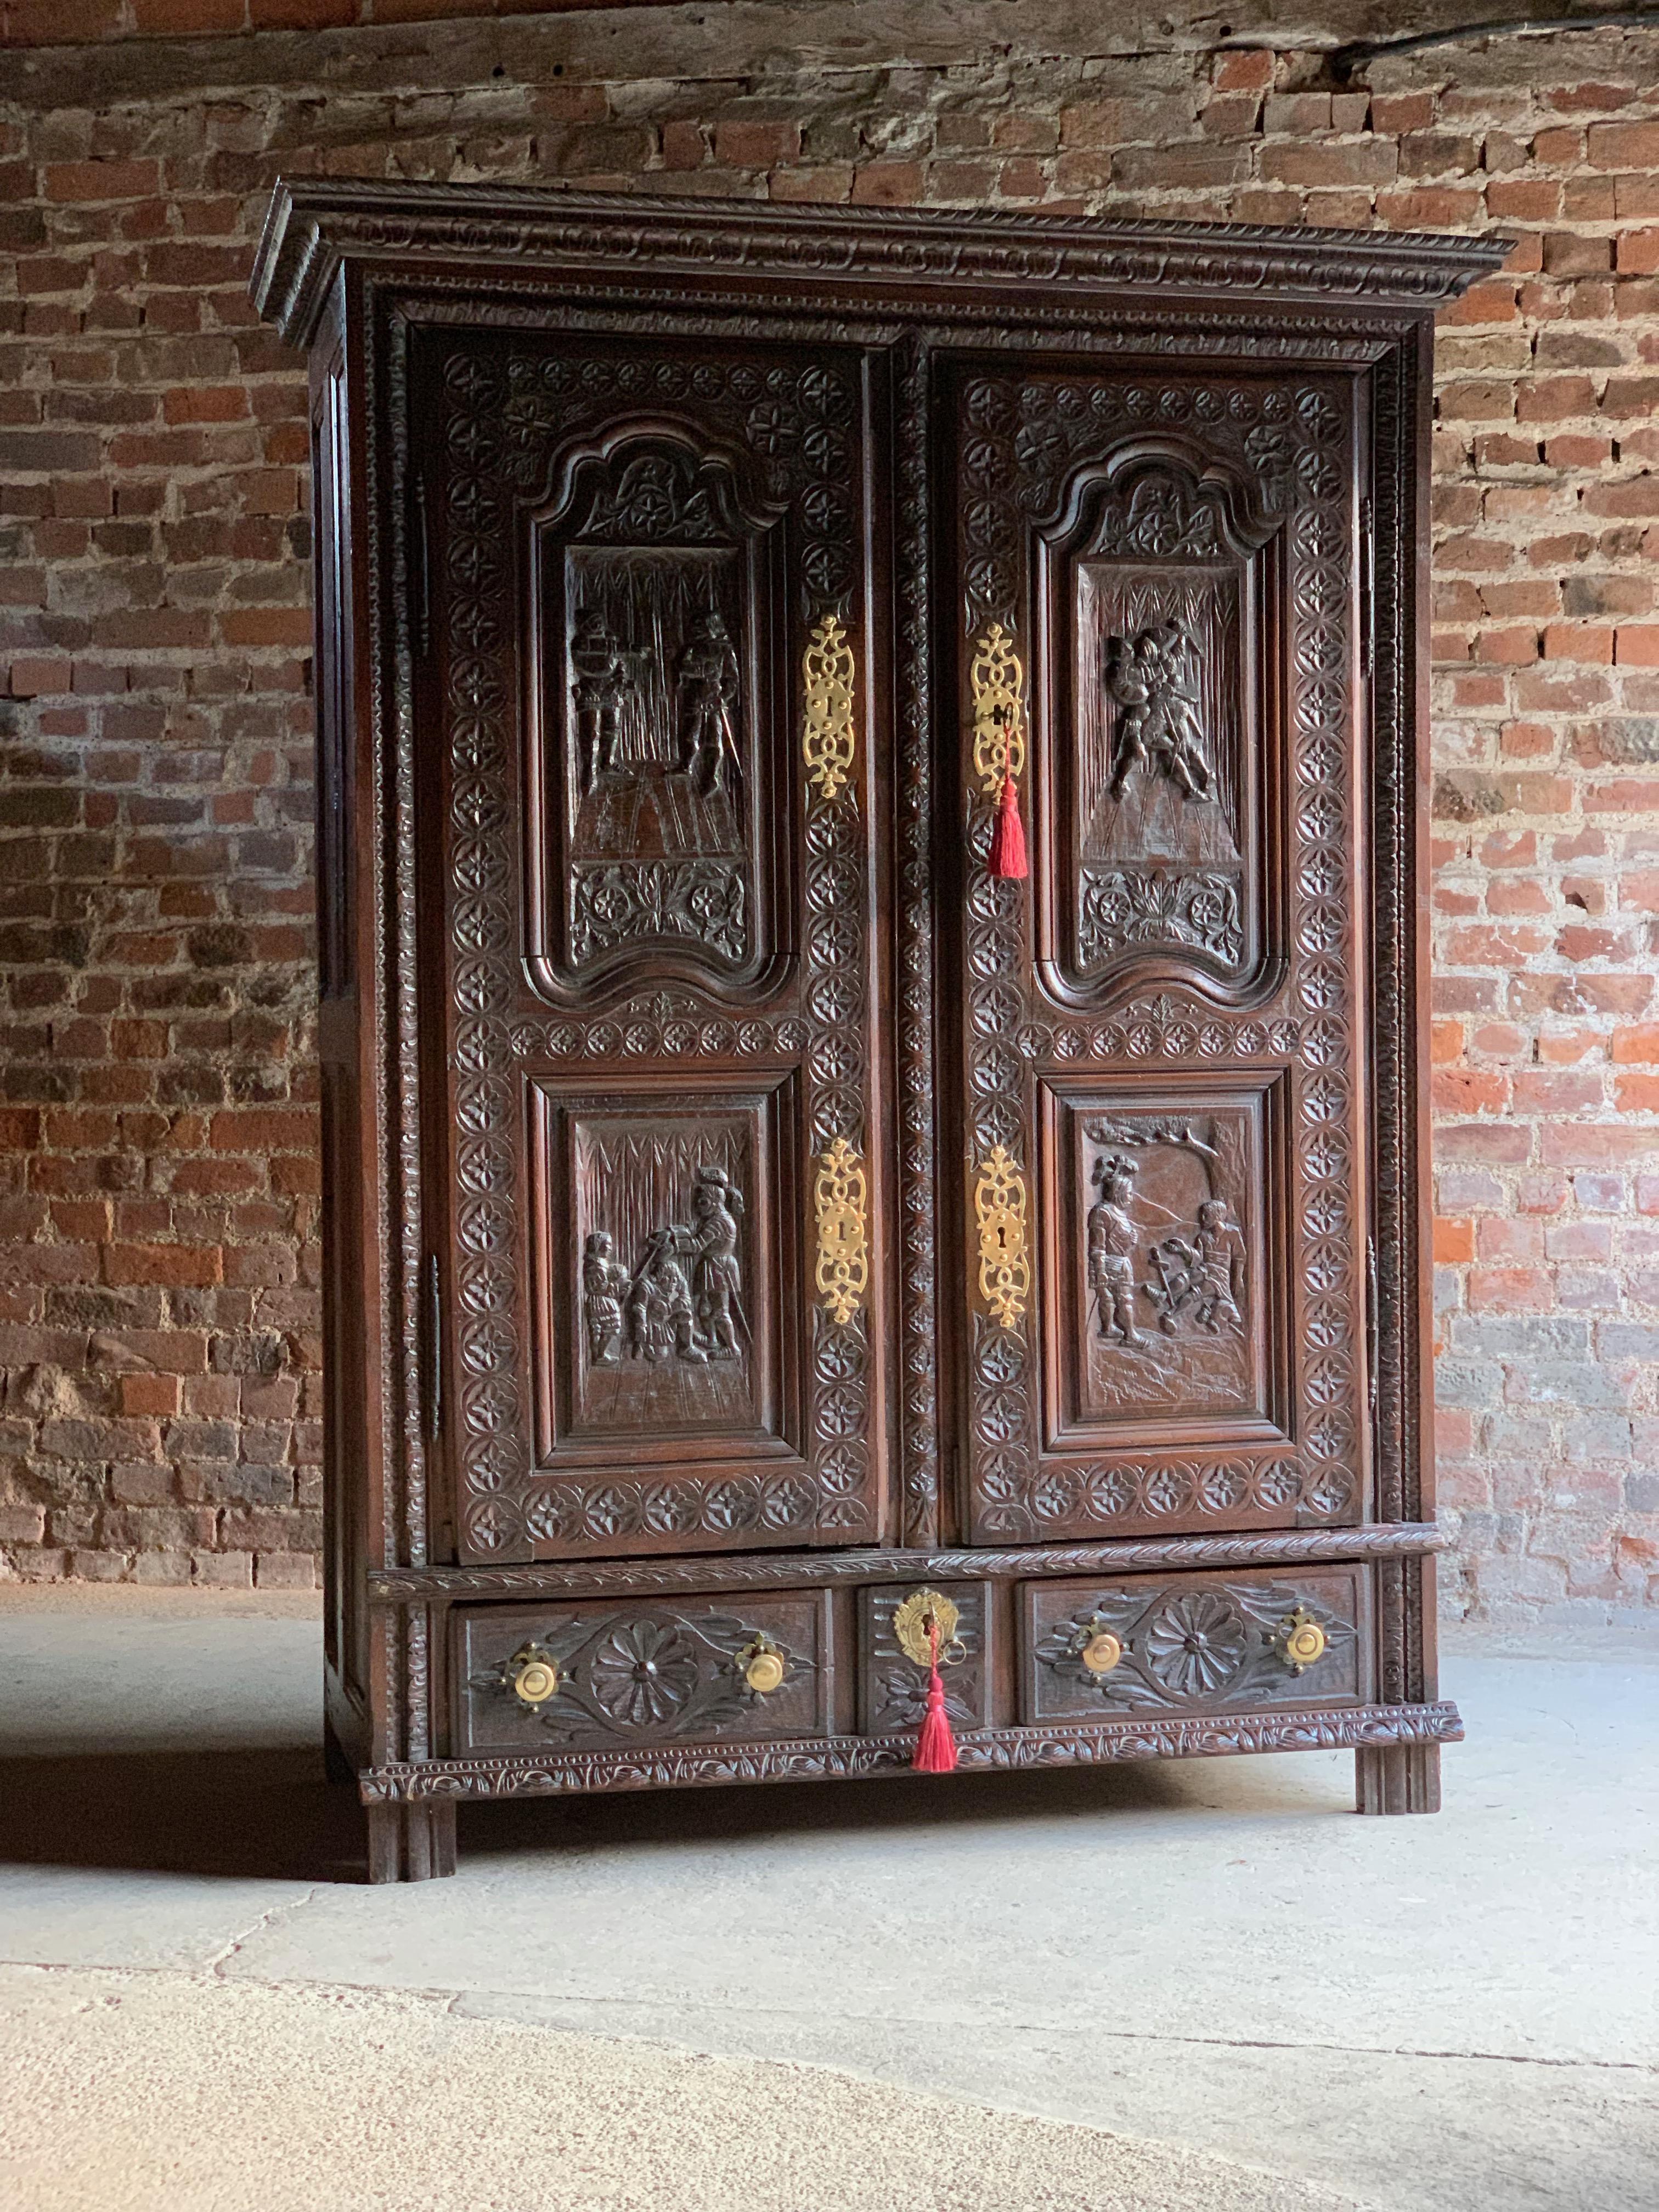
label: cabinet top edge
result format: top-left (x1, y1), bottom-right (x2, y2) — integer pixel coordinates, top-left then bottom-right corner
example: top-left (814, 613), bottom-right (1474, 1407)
top-left (250, 176), bottom-right (1511, 351)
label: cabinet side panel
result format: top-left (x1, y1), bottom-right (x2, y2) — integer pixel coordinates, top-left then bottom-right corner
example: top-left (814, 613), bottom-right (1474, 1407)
top-left (313, 315), bottom-right (374, 1760)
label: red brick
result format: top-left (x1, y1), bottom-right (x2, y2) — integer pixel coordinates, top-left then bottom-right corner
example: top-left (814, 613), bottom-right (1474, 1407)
top-left (103, 1244), bottom-right (224, 1288)
top-left (1211, 49), bottom-right (1274, 92)
top-left (1588, 121), bottom-right (1659, 170)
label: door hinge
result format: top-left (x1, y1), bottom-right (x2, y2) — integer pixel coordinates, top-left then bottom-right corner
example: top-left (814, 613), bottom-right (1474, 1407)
top-left (422, 1251), bottom-right (443, 1442)
top-left (1359, 495), bottom-right (1375, 681)
top-left (1365, 1233), bottom-right (1379, 1425)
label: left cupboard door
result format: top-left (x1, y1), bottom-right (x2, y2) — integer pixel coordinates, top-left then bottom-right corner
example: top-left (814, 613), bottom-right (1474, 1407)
top-left (411, 326), bottom-right (893, 1565)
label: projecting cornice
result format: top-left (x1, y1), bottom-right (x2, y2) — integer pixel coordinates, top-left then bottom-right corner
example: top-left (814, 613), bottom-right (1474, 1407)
top-left (251, 177), bottom-right (1511, 348)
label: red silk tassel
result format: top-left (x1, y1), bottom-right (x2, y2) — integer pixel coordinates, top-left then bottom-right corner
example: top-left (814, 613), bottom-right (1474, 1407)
top-left (987, 771), bottom-right (1028, 881)
top-left (913, 1615), bottom-right (958, 1774)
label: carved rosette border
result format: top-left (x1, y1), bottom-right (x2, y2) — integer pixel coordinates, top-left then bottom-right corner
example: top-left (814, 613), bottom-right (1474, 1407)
top-left (896, 336), bottom-right (940, 1544)
top-left (439, 340), bottom-right (873, 1559)
top-left (958, 369), bottom-right (1362, 1541)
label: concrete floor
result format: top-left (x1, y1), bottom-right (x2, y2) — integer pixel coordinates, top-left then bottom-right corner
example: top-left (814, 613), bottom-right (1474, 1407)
top-left (0, 1587), bottom-right (1654, 2211)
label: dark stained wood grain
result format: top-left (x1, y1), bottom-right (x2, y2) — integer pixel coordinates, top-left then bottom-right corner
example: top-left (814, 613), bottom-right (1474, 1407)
top-left (255, 182), bottom-right (1503, 1876)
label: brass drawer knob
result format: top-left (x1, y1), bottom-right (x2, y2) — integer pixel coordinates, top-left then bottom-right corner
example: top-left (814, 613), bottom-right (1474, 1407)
top-left (1081, 1627), bottom-right (1123, 1675)
top-left (1277, 1607), bottom-right (1327, 1673)
top-left (741, 1635), bottom-right (788, 1695)
top-left (506, 1643), bottom-right (561, 1707)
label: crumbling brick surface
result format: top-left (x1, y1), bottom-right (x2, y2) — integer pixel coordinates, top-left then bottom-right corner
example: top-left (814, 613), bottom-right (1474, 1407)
top-left (2, 3), bottom-right (1657, 1622)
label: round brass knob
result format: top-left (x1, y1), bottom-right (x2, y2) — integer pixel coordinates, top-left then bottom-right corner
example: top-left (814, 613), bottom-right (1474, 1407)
top-left (1081, 1629), bottom-right (1123, 1675)
top-left (509, 1647), bottom-right (560, 1707)
top-left (1284, 1619), bottom-right (1326, 1668)
top-left (1276, 1607), bottom-right (1328, 1673)
top-left (744, 1647), bottom-right (787, 1695)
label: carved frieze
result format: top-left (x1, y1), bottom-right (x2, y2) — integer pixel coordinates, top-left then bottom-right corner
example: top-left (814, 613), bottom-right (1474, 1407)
top-left (459, 1592), bottom-right (827, 1753)
top-left (1024, 1568), bottom-right (1360, 1720)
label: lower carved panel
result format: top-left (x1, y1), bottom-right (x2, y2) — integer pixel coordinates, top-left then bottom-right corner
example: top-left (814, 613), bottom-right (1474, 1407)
top-left (456, 1593), bottom-right (828, 1754)
top-left (1022, 1566), bottom-right (1362, 1723)
top-left (360, 1700), bottom-right (1464, 1802)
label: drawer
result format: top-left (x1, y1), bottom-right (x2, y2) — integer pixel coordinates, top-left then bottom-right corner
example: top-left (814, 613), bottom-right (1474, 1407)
top-left (1020, 1566), bottom-right (1363, 1724)
top-left (455, 1591), bottom-right (831, 1757)
top-left (858, 1580), bottom-right (992, 1735)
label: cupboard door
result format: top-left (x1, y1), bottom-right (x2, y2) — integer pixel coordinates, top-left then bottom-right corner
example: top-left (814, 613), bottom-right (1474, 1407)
top-left (422, 330), bottom-right (890, 1564)
top-left (943, 359), bottom-right (1370, 1544)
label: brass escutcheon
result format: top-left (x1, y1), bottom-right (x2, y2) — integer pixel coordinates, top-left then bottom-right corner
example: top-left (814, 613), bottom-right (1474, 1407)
top-left (741, 1634), bottom-right (788, 1696)
top-left (507, 1643), bottom-right (560, 1707)
top-left (893, 1589), bottom-right (965, 1668)
top-left (1081, 1627), bottom-right (1124, 1675)
top-left (1277, 1606), bottom-right (1328, 1673)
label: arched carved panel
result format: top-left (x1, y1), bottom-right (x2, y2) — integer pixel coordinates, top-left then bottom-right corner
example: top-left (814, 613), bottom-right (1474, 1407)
top-left (1032, 438), bottom-right (1285, 1006)
top-left (526, 425), bottom-right (790, 996)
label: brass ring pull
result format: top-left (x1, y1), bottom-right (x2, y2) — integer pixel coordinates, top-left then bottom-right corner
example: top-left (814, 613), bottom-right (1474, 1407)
top-left (506, 1643), bottom-right (560, 1707)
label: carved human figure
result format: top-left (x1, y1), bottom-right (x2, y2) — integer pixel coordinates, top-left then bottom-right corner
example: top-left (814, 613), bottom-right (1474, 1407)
top-left (1148, 1197), bottom-right (1246, 1336)
top-left (677, 610), bottom-right (741, 797)
top-left (1087, 1154), bottom-right (1144, 1348)
top-left (627, 1229), bottom-right (706, 1364)
top-left (684, 1166), bottom-right (744, 1362)
top-left (581, 1230), bottom-right (630, 1364)
top-left (570, 607), bottom-right (628, 789)
top-left (1105, 619), bottom-right (1211, 800)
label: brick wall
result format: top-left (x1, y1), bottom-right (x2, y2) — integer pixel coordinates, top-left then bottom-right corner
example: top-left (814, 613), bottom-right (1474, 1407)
top-left (2, 2), bottom-right (1657, 1621)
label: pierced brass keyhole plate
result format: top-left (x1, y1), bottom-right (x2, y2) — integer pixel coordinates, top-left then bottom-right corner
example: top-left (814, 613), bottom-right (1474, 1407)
top-left (893, 1589), bottom-right (964, 1668)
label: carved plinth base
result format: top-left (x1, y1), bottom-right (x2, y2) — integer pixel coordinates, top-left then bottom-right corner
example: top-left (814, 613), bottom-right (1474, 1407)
top-left (1355, 1740), bottom-right (1442, 1815)
top-left (366, 1799), bottom-right (458, 1884)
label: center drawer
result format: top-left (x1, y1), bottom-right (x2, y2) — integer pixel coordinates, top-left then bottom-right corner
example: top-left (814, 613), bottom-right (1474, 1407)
top-left (454, 1591), bottom-right (831, 1757)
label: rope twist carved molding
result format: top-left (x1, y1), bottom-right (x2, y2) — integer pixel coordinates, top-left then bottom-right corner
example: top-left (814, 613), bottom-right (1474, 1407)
top-left (364, 1521), bottom-right (1448, 1603)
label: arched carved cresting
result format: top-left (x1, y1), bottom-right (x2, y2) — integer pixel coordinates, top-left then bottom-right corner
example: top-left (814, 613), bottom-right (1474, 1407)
top-left (947, 363), bottom-right (1367, 1549)
top-left (425, 330), bottom-right (889, 1565)
top-left (1030, 435), bottom-right (1285, 1008)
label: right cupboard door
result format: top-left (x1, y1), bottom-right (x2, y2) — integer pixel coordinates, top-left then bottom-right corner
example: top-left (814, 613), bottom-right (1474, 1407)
top-left (943, 356), bottom-right (1372, 1545)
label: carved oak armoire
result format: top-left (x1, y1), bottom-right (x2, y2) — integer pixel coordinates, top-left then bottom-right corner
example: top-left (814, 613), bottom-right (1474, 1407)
top-left (252, 182), bottom-right (1504, 1879)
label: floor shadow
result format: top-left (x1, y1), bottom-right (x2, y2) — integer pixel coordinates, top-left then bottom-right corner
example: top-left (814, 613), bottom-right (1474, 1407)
top-left (461, 1746), bottom-right (1347, 1862)
top-left (0, 1746), bottom-right (371, 1884)
top-left (0, 1735), bottom-right (1348, 1884)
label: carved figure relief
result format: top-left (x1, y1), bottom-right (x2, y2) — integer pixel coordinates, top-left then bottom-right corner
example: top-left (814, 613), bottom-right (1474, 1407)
top-left (1047, 1088), bottom-right (1271, 1434)
top-left (567, 1113), bottom-right (761, 1437)
top-left (1082, 1117), bottom-right (1251, 1419)
top-left (1077, 565), bottom-right (1245, 975)
top-left (539, 435), bottom-right (783, 983)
